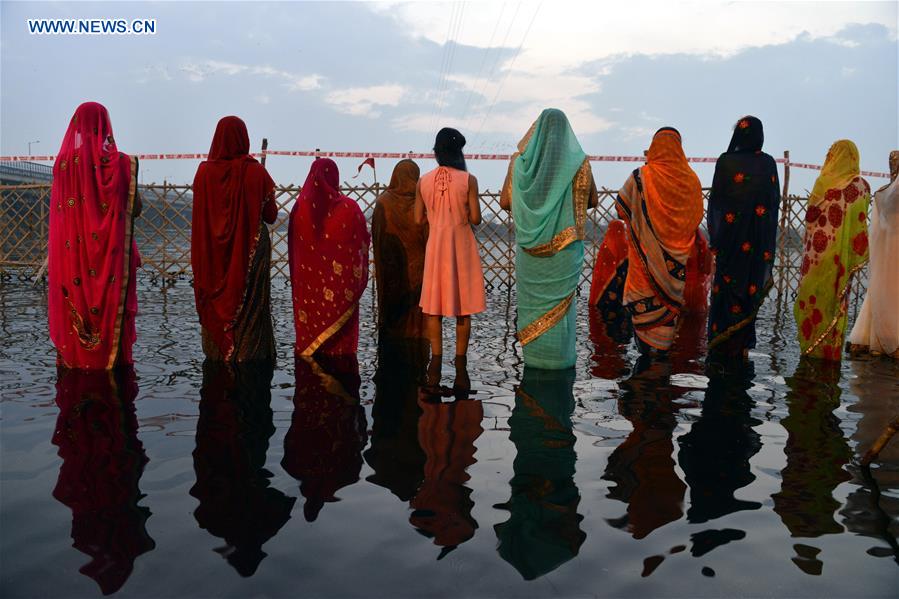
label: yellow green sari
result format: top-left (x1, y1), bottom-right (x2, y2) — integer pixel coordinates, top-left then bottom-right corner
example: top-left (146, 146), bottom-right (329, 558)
top-left (794, 140), bottom-right (870, 361)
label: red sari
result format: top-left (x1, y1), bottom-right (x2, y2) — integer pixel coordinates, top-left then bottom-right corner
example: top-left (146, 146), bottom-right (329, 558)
top-left (48, 102), bottom-right (140, 369)
top-left (289, 158), bottom-right (370, 356)
top-left (192, 116), bottom-right (277, 362)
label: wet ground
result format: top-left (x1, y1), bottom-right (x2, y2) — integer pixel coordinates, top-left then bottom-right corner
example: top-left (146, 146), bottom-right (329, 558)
top-left (0, 279), bottom-right (897, 598)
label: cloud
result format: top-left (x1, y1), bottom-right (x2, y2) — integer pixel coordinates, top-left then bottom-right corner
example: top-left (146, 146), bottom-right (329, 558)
top-left (372, 1), bottom-right (897, 72)
top-left (178, 59), bottom-right (323, 91)
top-left (325, 84), bottom-right (407, 118)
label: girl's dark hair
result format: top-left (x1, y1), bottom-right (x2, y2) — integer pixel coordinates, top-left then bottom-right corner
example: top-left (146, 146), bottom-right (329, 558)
top-left (434, 127), bottom-right (467, 171)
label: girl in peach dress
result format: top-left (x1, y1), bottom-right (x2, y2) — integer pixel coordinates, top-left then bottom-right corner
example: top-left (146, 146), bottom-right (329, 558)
top-left (414, 128), bottom-right (486, 382)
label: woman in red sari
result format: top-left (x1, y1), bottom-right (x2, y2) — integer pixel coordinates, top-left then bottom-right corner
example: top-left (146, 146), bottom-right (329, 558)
top-left (289, 158), bottom-right (370, 356)
top-left (192, 116), bottom-right (277, 363)
top-left (48, 102), bottom-right (141, 370)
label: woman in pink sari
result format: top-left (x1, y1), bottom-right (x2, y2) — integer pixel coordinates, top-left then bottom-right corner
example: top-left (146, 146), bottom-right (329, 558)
top-left (48, 102), bottom-right (141, 370)
top-left (289, 158), bottom-right (370, 356)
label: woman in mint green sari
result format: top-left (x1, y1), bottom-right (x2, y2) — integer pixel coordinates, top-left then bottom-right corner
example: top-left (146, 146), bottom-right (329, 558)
top-left (501, 109), bottom-right (598, 369)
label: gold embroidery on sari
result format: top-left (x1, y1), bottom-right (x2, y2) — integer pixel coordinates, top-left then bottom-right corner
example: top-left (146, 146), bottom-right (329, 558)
top-left (523, 226), bottom-right (578, 256)
top-left (572, 158), bottom-right (591, 238)
top-left (516, 291), bottom-right (575, 346)
top-left (67, 300), bottom-right (101, 351)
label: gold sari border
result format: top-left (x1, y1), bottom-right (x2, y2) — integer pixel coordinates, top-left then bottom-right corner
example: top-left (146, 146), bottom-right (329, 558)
top-left (803, 259), bottom-right (868, 356)
top-left (299, 304), bottom-right (356, 356)
top-left (572, 158), bottom-right (592, 238)
top-left (523, 226), bottom-right (578, 257)
top-left (107, 154), bottom-right (138, 369)
top-left (516, 291), bottom-right (575, 346)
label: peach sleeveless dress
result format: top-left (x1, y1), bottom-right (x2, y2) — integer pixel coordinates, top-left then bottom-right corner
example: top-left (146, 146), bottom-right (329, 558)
top-left (419, 166), bottom-right (486, 316)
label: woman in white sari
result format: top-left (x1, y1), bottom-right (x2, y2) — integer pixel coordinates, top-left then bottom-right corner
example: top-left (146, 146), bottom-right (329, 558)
top-left (848, 151), bottom-right (899, 358)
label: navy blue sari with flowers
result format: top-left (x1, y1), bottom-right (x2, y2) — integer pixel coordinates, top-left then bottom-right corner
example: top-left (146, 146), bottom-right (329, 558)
top-left (707, 117), bottom-right (780, 356)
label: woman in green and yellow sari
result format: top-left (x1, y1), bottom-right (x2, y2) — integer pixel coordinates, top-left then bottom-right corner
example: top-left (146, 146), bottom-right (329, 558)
top-left (794, 140), bottom-right (870, 361)
top-left (500, 109), bottom-right (598, 369)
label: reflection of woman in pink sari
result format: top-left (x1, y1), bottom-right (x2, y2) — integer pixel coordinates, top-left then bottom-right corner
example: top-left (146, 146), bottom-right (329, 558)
top-left (48, 102), bottom-right (141, 369)
top-left (288, 159), bottom-right (370, 356)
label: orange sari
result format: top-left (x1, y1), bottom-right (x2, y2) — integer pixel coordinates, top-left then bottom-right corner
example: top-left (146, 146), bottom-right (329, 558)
top-left (615, 129), bottom-right (703, 351)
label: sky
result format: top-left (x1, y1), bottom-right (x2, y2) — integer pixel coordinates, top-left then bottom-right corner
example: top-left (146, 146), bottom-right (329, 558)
top-left (1, 0), bottom-right (897, 192)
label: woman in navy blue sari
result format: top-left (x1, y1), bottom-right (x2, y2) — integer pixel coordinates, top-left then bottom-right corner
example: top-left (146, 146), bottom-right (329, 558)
top-left (707, 116), bottom-right (780, 357)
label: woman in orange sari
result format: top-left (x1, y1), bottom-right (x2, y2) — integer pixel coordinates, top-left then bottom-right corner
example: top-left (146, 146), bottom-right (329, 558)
top-left (615, 127), bottom-right (704, 354)
top-left (289, 158), bottom-right (370, 356)
top-left (48, 102), bottom-right (141, 369)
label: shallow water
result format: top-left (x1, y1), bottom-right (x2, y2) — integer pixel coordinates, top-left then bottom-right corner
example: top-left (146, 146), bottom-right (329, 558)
top-left (0, 280), bottom-right (897, 598)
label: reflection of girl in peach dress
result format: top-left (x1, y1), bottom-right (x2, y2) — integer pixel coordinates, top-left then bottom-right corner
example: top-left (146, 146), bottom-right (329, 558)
top-left (409, 396), bottom-right (483, 554)
top-left (414, 128), bottom-right (486, 364)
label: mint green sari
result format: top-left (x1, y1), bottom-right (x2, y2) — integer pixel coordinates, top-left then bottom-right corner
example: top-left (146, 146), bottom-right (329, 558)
top-left (501, 109), bottom-right (596, 369)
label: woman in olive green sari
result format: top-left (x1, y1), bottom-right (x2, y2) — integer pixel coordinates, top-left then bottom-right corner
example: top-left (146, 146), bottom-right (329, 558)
top-left (500, 108), bottom-right (598, 369)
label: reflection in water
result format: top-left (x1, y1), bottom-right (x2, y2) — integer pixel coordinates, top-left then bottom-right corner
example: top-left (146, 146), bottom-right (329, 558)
top-left (841, 359), bottom-right (899, 564)
top-left (52, 367), bottom-right (155, 595)
top-left (588, 306), bottom-right (631, 380)
top-left (190, 361), bottom-right (295, 577)
top-left (678, 359), bottom-right (762, 555)
top-left (364, 339), bottom-right (428, 501)
top-left (410, 371), bottom-right (483, 557)
top-left (604, 357), bottom-right (686, 539)
top-left (495, 367), bottom-right (586, 580)
top-left (282, 355), bottom-right (367, 522)
top-left (772, 358), bottom-right (852, 576)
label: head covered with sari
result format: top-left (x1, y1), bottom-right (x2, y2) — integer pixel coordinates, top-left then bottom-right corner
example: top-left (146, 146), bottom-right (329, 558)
top-left (191, 116), bottom-right (275, 361)
top-left (289, 158), bottom-right (370, 356)
top-left (615, 127), bottom-right (703, 350)
top-left (707, 116), bottom-right (780, 355)
top-left (810, 140), bottom-right (860, 206)
top-left (372, 159), bottom-right (428, 337)
top-left (505, 108), bottom-right (595, 369)
top-left (794, 139), bottom-right (870, 360)
top-left (49, 101), bottom-right (139, 369)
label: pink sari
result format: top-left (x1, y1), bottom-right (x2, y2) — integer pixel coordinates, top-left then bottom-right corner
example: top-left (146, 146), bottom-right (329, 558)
top-left (49, 102), bottom-right (140, 369)
top-left (289, 158), bottom-right (370, 356)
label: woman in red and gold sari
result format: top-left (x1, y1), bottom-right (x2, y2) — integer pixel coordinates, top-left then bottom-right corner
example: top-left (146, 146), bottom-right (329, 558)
top-left (192, 116), bottom-right (278, 363)
top-left (289, 158), bottom-right (370, 356)
top-left (48, 102), bottom-right (141, 370)
top-left (615, 127), bottom-right (704, 354)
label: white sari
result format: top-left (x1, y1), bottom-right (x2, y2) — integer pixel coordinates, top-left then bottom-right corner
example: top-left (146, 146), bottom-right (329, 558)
top-left (849, 174), bottom-right (899, 357)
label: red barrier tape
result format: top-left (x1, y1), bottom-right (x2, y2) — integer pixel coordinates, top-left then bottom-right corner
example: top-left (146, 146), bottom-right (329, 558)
top-left (0, 151), bottom-right (890, 177)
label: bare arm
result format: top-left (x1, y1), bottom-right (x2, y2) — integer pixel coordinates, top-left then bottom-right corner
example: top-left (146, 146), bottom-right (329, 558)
top-left (468, 174), bottom-right (482, 226)
top-left (588, 174), bottom-right (598, 209)
top-left (499, 159), bottom-right (514, 211)
top-left (413, 180), bottom-right (426, 225)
